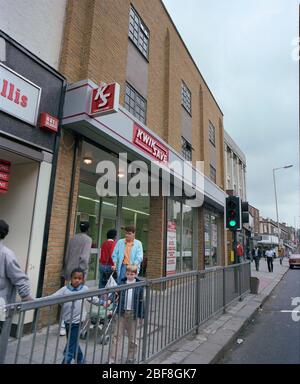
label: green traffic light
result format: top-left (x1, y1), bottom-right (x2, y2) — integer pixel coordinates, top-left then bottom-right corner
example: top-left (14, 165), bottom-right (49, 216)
top-left (229, 220), bottom-right (236, 227)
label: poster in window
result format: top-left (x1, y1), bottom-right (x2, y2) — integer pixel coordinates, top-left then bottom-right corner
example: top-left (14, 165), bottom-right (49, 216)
top-left (166, 220), bottom-right (177, 275)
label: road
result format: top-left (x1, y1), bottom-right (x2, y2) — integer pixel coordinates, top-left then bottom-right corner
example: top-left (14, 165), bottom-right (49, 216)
top-left (219, 268), bottom-right (300, 364)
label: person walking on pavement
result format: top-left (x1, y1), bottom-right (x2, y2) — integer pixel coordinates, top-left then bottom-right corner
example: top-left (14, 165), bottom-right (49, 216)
top-left (99, 229), bottom-right (117, 289)
top-left (46, 268), bottom-right (101, 364)
top-left (236, 241), bottom-right (244, 263)
top-left (112, 225), bottom-right (143, 284)
top-left (0, 220), bottom-right (32, 330)
top-left (278, 247), bottom-right (284, 265)
top-left (60, 221), bottom-right (92, 336)
top-left (252, 246), bottom-right (261, 271)
top-left (265, 247), bottom-right (274, 272)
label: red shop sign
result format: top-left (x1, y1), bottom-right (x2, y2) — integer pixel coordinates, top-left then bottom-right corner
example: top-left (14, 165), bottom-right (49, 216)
top-left (0, 159), bottom-right (11, 193)
top-left (0, 159), bottom-right (11, 173)
top-left (133, 123), bottom-right (169, 163)
top-left (0, 180), bottom-right (9, 192)
top-left (40, 112), bottom-right (59, 133)
top-left (0, 172), bottom-right (10, 182)
top-left (90, 82), bottom-right (120, 117)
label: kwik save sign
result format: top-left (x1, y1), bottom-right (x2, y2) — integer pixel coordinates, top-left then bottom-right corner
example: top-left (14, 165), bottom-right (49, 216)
top-left (133, 123), bottom-right (169, 163)
top-left (0, 63), bottom-right (41, 126)
top-left (0, 160), bottom-right (11, 193)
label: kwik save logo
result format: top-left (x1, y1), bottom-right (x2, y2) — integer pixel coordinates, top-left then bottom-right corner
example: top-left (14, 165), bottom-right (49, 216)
top-left (90, 82), bottom-right (120, 116)
top-left (133, 123), bottom-right (169, 164)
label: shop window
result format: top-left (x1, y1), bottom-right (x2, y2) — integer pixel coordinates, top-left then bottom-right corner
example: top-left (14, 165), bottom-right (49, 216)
top-left (125, 83), bottom-right (147, 124)
top-left (181, 136), bottom-right (192, 161)
top-left (167, 198), bottom-right (194, 274)
top-left (128, 6), bottom-right (149, 59)
top-left (181, 81), bottom-right (191, 115)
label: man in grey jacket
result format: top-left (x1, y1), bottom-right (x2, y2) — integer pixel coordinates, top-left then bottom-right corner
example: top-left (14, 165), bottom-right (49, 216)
top-left (62, 221), bottom-right (92, 281)
top-left (0, 219), bottom-right (32, 323)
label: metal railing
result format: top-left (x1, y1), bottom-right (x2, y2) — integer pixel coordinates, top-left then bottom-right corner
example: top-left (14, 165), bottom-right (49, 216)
top-left (0, 262), bottom-right (250, 364)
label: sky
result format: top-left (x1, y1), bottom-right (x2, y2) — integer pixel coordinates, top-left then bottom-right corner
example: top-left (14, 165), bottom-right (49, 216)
top-left (163, 0), bottom-right (299, 228)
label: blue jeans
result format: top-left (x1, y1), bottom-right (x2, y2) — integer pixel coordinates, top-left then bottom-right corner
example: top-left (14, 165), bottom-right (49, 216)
top-left (118, 264), bottom-right (127, 284)
top-left (62, 323), bottom-right (84, 364)
top-left (99, 264), bottom-right (113, 288)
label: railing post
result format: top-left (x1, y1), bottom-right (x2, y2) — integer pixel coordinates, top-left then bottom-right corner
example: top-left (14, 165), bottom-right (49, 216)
top-left (222, 267), bottom-right (226, 313)
top-left (0, 306), bottom-right (14, 364)
top-left (195, 271), bottom-right (200, 334)
top-left (238, 263), bottom-right (242, 301)
top-left (141, 282), bottom-right (151, 363)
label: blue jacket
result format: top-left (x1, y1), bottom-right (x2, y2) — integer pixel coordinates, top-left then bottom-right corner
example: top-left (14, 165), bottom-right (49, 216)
top-left (118, 277), bottom-right (144, 319)
top-left (112, 239), bottom-right (143, 277)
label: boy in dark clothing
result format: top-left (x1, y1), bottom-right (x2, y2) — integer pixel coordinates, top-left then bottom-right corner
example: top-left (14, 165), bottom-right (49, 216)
top-left (108, 264), bottom-right (144, 364)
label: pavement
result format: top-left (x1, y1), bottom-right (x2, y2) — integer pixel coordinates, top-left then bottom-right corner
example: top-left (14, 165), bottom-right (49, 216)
top-left (150, 257), bottom-right (290, 364)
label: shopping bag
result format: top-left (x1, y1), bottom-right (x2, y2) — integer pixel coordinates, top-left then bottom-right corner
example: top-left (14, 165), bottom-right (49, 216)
top-left (105, 273), bottom-right (118, 288)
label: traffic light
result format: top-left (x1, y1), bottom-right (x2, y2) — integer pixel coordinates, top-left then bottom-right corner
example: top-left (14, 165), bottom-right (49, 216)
top-left (225, 196), bottom-right (241, 230)
top-left (241, 201), bottom-right (249, 224)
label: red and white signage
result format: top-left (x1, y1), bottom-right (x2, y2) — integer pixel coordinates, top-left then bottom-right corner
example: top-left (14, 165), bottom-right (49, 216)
top-left (40, 112), bottom-right (59, 133)
top-left (0, 63), bottom-right (41, 126)
top-left (166, 221), bottom-right (177, 276)
top-left (0, 160), bottom-right (11, 193)
top-left (90, 82), bottom-right (120, 117)
top-left (133, 123), bottom-right (169, 164)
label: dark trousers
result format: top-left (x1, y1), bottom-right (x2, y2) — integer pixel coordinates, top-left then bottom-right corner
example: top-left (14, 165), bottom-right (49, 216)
top-left (253, 257), bottom-right (260, 271)
top-left (99, 264), bottom-right (113, 288)
top-left (62, 323), bottom-right (84, 364)
top-left (267, 257), bottom-right (273, 272)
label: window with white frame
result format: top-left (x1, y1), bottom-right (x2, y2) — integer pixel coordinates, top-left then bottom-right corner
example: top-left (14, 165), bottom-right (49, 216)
top-left (128, 6), bottom-right (149, 59)
top-left (209, 121), bottom-right (216, 146)
top-left (125, 83), bottom-right (147, 123)
top-left (181, 81), bottom-right (191, 115)
top-left (181, 136), bottom-right (192, 161)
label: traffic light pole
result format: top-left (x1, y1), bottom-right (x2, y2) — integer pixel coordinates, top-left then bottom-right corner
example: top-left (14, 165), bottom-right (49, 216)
top-left (233, 229), bottom-right (238, 264)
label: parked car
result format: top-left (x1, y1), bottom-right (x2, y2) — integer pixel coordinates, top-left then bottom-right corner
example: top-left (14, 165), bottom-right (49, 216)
top-left (288, 254), bottom-right (300, 269)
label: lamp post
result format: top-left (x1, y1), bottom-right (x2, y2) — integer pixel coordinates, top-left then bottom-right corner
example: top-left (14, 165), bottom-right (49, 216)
top-left (272, 165), bottom-right (293, 250)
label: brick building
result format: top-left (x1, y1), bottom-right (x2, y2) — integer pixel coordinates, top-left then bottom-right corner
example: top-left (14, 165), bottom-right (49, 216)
top-left (35, 0), bottom-right (227, 298)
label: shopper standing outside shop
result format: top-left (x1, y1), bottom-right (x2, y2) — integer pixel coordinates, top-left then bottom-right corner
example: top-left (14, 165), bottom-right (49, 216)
top-left (62, 222), bottom-right (92, 282)
top-left (112, 226), bottom-right (143, 284)
top-left (99, 229), bottom-right (117, 288)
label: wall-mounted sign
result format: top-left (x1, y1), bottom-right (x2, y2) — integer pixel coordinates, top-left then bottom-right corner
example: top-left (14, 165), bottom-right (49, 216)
top-left (0, 159), bottom-right (11, 193)
top-left (166, 220), bottom-right (177, 276)
top-left (0, 63), bottom-right (41, 126)
top-left (133, 123), bottom-right (169, 163)
top-left (40, 112), bottom-right (59, 133)
top-left (90, 82), bottom-right (120, 117)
